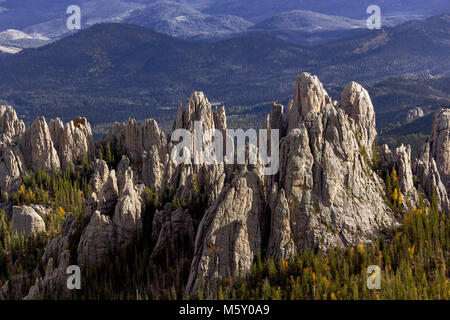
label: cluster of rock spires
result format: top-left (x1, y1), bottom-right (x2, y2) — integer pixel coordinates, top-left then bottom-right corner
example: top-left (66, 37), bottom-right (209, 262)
top-left (0, 106), bottom-right (95, 192)
top-left (0, 72), bottom-right (449, 299)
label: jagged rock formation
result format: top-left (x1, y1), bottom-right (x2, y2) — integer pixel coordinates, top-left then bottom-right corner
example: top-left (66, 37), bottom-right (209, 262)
top-left (186, 169), bottom-right (264, 295)
top-left (380, 144), bottom-right (420, 210)
top-left (0, 106), bottom-right (97, 194)
top-left (429, 109), bottom-right (450, 190)
top-left (414, 109), bottom-right (450, 213)
top-left (25, 251), bottom-right (71, 300)
top-left (0, 146), bottom-right (27, 192)
top-left (286, 73), bottom-right (331, 132)
top-left (0, 105), bottom-right (27, 192)
top-left (112, 118), bottom-right (168, 163)
top-left (3, 74), bottom-right (448, 300)
top-left (0, 107), bottom-right (97, 194)
top-left (77, 210), bottom-right (115, 266)
top-left (267, 184), bottom-right (296, 261)
top-left (151, 204), bottom-right (195, 282)
top-left (77, 166), bottom-right (144, 265)
top-left (0, 105), bottom-right (25, 141)
top-left (111, 118), bottom-right (171, 191)
top-left (262, 74), bottom-right (397, 260)
top-left (49, 117), bottom-right (95, 170)
top-left (11, 205), bottom-right (46, 236)
top-left (112, 168), bottom-right (144, 243)
top-left (171, 92), bottom-right (228, 205)
top-left (339, 81), bottom-right (377, 160)
top-left (174, 92), bottom-right (216, 132)
top-left (406, 107), bottom-right (424, 122)
top-left (86, 159), bottom-right (119, 217)
top-left (182, 73), bottom-right (400, 295)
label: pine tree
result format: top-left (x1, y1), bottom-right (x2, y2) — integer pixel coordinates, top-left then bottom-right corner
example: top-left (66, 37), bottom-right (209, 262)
top-left (105, 143), bottom-right (113, 166)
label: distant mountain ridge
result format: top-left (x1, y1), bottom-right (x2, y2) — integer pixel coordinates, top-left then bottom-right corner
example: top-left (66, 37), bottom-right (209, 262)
top-left (251, 10), bottom-right (364, 32)
top-left (123, 2), bottom-right (253, 40)
top-left (204, 0), bottom-right (450, 22)
top-left (0, 0), bottom-right (449, 49)
top-left (249, 10), bottom-right (365, 45)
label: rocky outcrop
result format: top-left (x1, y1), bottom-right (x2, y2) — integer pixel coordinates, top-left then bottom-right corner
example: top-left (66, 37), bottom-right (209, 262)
top-left (406, 107), bottom-right (424, 122)
top-left (111, 118), bottom-right (170, 190)
top-left (77, 210), bottom-right (114, 265)
top-left (170, 92), bottom-right (228, 205)
top-left (339, 81), bottom-right (377, 160)
top-left (6, 74), bottom-right (448, 300)
top-left (414, 146), bottom-right (450, 214)
top-left (89, 160), bottom-right (111, 195)
top-left (85, 159), bottom-right (119, 218)
top-left (0, 146), bottom-right (27, 192)
top-left (414, 109), bottom-right (450, 214)
top-left (186, 169), bottom-right (264, 295)
top-left (0, 106), bottom-right (27, 192)
top-left (0, 105), bottom-right (25, 141)
top-left (11, 205), bottom-right (46, 236)
top-left (20, 117), bottom-right (60, 173)
top-left (112, 168), bottom-right (143, 243)
top-left (142, 145), bottom-right (166, 190)
top-left (213, 106), bottom-right (227, 132)
top-left (266, 73), bottom-right (396, 256)
top-left (428, 109), bottom-right (450, 190)
top-left (286, 73), bottom-right (331, 132)
top-left (49, 117), bottom-right (95, 170)
top-left (266, 184), bottom-right (296, 262)
top-left (174, 92), bottom-right (216, 132)
top-left (112, 118), bottom-right (168, 164)
top-left (77, 168), bottom-right (143, 265)
top-left (184, 73), bottom-right (398, 295)
top-left (380, 144), bottom-right (420, 210)
top-left (25, 250), bottom-right (71, 300)
top-left (151, 204), bottom-right (195, 281)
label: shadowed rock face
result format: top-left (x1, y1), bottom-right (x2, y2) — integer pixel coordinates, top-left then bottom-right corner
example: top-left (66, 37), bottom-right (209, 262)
top-left (77, 166), bottom-right (144, 266)
top-left (414, 109), bottom-right (450, 213)
top-left (185, 169), bottom-right (264, 295)
top-left (49, 117), bottom-right (95, 170)
top-left (380, 144), bottom-right (420, 211)
top-left (429, 109), bottom-right (450, 190)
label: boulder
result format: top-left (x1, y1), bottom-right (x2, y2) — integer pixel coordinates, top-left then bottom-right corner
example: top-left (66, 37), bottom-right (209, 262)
top-left (11, 205), bottom-right (46, 236)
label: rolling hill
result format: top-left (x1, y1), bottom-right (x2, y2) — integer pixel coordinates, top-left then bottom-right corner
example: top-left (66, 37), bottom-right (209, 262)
top-left (123, 2), bottom-right (252, 40)
top-left (248, 10), bottom-right (365, 46)
top-left (204, 0), bottom-right (450, 22)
